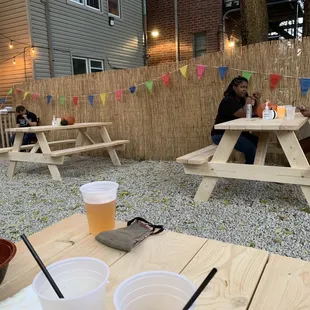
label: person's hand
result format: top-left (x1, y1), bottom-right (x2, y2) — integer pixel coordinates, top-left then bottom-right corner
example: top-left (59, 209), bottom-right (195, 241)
top-left (301, 109), bottom-right (310, 118)
top-left (245, 96), bottom-right (255, 106)
top-left (22, 114), bottom-right (28, 119)
top-left (252, 91), bottom-right (261, 100)
top-left (296, 105), bottom-right (307, 112)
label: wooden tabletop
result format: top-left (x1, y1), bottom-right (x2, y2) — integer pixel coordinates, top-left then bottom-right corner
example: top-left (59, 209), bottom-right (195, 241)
top-left (215, 113), bottom-right (308, 131)
top-left (5, 122), bottom-right (112, 133)
top-left (1, 214), bottom-right (310, 309)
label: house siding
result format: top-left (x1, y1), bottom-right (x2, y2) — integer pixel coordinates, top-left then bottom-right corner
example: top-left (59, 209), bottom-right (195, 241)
top-left (0, 0), bottom-right (33, 100)
top-left (29, 0), bottom-right (144, 79)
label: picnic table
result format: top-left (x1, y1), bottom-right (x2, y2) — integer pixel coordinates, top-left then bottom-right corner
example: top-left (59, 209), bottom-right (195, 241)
top-left (0, 122), bottom-right (129, 181)
top-left (1, 214), bottom-right (310, 309)
top-left (178, 113), bottom-right (310, 204)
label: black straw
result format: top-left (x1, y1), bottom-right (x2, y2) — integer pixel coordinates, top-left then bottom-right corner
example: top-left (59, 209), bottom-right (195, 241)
top-left (20, 234), bottom-right (64, 299)
top-left (182, 268), bottom-right (217, 310)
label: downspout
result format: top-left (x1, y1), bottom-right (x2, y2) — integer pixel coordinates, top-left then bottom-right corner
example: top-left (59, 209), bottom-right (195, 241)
top-left (142, 0), bottom-right (148, 66)
top-left (174, 0), bottom-right (180, 63)
top-left (222, 0), bottom-right (299, 51)
top-left (40, 0), bottom-right (55, 77)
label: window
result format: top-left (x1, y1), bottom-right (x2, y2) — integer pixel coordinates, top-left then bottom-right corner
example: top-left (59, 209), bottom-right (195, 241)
top-left (193, 33), bottom-right (207, 57)
top-left (108, 0), bottom-right (121, 17)
top-left (70, 0), bottom-right (100, 11)
top-left (72, 57), bottom-right (104, 75)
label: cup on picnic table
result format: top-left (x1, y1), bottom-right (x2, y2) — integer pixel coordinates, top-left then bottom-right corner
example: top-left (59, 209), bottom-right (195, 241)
top-left (80, 181), bottom-right (119, 235)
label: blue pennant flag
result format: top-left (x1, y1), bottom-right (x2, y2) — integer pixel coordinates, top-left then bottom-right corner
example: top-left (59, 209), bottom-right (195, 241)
top-left (0, 97), bottom-right (6, 103)
top-left (47, 95), bottom-right (52, 104)
top-left (129, 86), bottom-right (136, 94)
top-left (88, 95), bottom-right (94, 106)
top-left (300, 78), bottom-right (310, 96)
top-left (218, 66), bottom-right (228, 80)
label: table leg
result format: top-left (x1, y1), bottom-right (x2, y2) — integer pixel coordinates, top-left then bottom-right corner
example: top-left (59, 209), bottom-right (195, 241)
top-left (276, 131), bottom-right (310, 204)
top-left (30, 142), bottom-right (40, 153)
top-left (99, 126), bottom-right (121, 166)
top-left (7, 132), bottom-right (23, 178)
top-left (36, 132), bottom-right (62, 181)
top-left (194, 131), bottom-right (242, 202)
top-left (254, 132), bottom-right (269, 165)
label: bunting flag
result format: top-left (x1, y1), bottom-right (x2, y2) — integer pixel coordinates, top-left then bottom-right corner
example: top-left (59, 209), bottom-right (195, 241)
top-left (161, 74), bottom-right (170, 87)
top-left (100, 93), bottom-right (106, 105)
top-left (270, 74), bottom-right (282, 90)
top-left (300, 78), bottom-right (310, 96)
top-left (242, 71), bottom-right (253, 81)
top-left (23, 91), bottom-right (29, 100)
top-left (129, 86), bottom-right (136, 94)
top-left (88, 95), bottom-right (94, 106)
top-left (59, 96), bottom-right (65, 105)
top-left (145, 80), bottom-right (154, 93)
top-left (218, 66), bottom-right (228, 80)
top-left (47, 95), bottom-right (52, 104)
top-left (73, 96), bottom-right (79, 107)
top-left (180, 65), bottom-right (188, 78)
top-left (7, 88), bottom-right (13, 95)
top-left (32, 93), bottom-right (39, 100)
top-left (197, 65), bottom-right (207, 80)
top-left (14, 88), bottom-right (20, 95)
top-left (115, 90), bottom-right (122, 101)
top-left (0, 97), bottom-right (6, 103)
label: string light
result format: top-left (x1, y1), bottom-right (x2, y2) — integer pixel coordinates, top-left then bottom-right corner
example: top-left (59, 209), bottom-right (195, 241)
top-left (13, 57), bottom-right (16, 65)
top-left (9, 41), bottom-right (13, 49)
top-left (31, 47), bottom-right (35, 54)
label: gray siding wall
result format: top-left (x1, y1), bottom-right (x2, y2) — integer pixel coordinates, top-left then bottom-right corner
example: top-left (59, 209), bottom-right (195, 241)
top-left (0, 0), bottom-right (33, 99)
top-left (29, 0), bottom-right (144, 79)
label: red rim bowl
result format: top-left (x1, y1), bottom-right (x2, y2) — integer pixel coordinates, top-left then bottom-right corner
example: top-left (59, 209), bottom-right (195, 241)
top-left (0, 239), bottom-right (17, 285)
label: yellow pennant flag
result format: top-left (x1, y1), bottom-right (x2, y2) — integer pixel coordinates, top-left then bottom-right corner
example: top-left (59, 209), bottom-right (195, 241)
top-left (23, 91), bottom-right (29, 100)
top-left (180, 65), bottom-right (188, 78)
top-left (100, 93), bottom-right (106, 105)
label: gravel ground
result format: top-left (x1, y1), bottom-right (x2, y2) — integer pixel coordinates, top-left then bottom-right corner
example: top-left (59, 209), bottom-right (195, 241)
top-left (1, 157), bottom-right (310, 261)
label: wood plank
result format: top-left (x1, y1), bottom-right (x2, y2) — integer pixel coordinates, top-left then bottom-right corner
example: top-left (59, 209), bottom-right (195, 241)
top-left (254, 132), bottom-right (269, 165)
top-left (0, 214), bottom-right (89, 301)
top-left (176, 145), bottom-right (218, 164)
top-left (7, 132), bottom-right (23, 179)
top-left (5, 122), bottom-right (113, 133)
top-left (181, 239), bottom-right (269, 309)
top-left (3, 114), bottom-right (9, 147)
top-left (1, 219), bottom-right (127, 301)
top-left (249, 254), bottom-right (310, 310)
top-left (9, 152), bottom-right (64, 165)
top-left (0, 114), bottom-right (5, 148)
top-left (104, 230), bottom-right (207, 309)
top-left (50, 140), bottom-right (129, 157)
top-left (184, 162), bottom-right (310, 186)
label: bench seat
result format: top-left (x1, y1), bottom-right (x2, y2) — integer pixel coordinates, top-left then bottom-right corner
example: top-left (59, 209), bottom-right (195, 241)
top-left (176, 145), bottom-right (218, 165)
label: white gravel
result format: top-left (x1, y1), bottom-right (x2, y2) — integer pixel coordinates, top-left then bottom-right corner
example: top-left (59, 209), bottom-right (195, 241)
top-left (1, 156), bottom-right (310, 260)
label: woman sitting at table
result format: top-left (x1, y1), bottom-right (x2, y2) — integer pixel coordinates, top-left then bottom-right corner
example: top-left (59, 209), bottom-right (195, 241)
top-left (211, 76), bottom-right (261, 165)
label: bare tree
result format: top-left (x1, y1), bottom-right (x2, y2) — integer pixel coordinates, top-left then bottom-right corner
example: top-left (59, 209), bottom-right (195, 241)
top-left (304, 0), bottom-right (310, 36)
top-left (240, 0), bottom-right (269, 45)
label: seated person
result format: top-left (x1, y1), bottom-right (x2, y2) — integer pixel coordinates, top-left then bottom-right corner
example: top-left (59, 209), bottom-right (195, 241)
top-left (297, 106), bottom-right (310, 154)
top-left (10, 105), bottom-right (38, 146)
top-left (211, 76), bottom-right (261, 165)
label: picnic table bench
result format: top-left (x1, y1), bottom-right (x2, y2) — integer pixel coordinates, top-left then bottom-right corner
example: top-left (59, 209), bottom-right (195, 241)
top-left (1, 214), bottom-right (310, 309)
top-left (177, 113), bottom-right (310, 204)
top-left (2, 122), bottom-right (129, 181)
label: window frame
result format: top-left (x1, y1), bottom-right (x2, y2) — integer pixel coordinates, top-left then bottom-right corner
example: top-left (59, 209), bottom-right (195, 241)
top-left (69, 0), bottom-right (101, 12)
top-left (89, 59), bottom-right (104, 73)
top-left (72, 56), bottom-right (105, 75)
top-left (107, 0), bottom-right (121, 18)
top-left (85, 0), bottom-right (101, 11)
top-left (72, 57), bottom-right (88, 75)
top-left (193, 32), bottom-right (207, 58)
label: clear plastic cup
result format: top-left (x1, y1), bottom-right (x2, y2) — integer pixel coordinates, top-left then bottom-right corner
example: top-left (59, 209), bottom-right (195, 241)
top-left (286, 106), bottom-right (296, 120)
top-left (80, 181), bottom-right (119, 235)
top-left (114, 271), bottom-right (196, 310)
top-left (32, 257), bottom-right (110, 310)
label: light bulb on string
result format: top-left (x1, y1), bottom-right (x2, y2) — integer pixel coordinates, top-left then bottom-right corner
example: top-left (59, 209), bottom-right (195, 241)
top-left (9, 41), bottom-right (13, 49)
top-left (31, 47), bottom-right (35, 55)
top-left (13, 57), bottom-right (16, 65)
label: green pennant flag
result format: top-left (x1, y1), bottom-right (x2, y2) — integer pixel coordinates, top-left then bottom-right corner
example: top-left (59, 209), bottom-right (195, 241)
top-left (145, 80), bottom-right (154, 93)
top-left (242, 71), bottom-right (253, 81)
top-left (59, 96), bottom-right (65, 105)
top-left (7, 88), bottom-right (13, 95)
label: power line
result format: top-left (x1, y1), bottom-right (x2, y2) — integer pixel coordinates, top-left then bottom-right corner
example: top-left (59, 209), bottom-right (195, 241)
top-left (0, 33), bottom-right (28, 46)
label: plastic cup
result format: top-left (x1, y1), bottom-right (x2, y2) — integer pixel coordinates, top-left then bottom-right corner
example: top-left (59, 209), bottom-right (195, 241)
top-left (32, 257), bottom-right (110, 310)
top-left (277, 105), bottom-right (286, 119)
top-left (114, 271), bottom-right (196, 310)
top-left (286, 106), bottom-right (296, 120)
top-left (80, 181), bottom-right (119, 235)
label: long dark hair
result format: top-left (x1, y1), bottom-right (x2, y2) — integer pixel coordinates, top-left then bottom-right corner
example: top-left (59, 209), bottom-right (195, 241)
top-left (224, 76), bottom-right (248, 97)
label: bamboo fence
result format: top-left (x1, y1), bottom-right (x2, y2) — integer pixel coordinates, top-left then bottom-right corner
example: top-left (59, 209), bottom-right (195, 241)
top-left (12, 38), bottom-right (310, 161)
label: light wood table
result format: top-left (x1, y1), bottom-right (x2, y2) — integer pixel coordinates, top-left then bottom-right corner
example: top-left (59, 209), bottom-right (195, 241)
top-left (185, 113), bottom-right (310, 204)
top-left (1, 214), bottom-right (310, 309)
top-left (2, 122), bottom-right (129, 181)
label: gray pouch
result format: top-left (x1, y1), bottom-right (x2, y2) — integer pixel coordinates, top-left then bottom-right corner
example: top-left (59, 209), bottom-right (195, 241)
top-left (95, 217), bottom-right (164, 252)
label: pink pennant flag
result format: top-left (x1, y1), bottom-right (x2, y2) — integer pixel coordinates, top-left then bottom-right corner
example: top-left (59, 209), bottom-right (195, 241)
top-left (161, 74), bottom-right (170, 87)
top-left (32, 93), bottom-right (39, 100)
top-left (197, 65), bottom-right (207, 80)
top-left (115, 90), bottom-right (122, 101)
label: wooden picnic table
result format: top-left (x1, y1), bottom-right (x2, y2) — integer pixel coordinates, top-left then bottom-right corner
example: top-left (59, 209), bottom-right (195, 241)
top-left (183, 113), bottom-right (310, 204)
top-left (1, 122), bottom-right (129, 181)
top-left (1, 214), bottom-right (310, 309)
